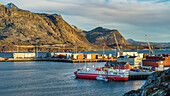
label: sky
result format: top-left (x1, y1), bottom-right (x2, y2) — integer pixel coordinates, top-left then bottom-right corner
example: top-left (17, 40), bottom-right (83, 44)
top-left (1, 0), bottom-right (170, 42)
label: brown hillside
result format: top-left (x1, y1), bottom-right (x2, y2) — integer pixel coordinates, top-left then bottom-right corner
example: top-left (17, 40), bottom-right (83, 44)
top-left (0, 4), bottom-right (97, 52)
top-left (85, 27), bottom-right (131, 48)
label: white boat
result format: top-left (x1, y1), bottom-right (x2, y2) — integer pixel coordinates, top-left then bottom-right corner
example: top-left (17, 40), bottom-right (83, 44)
top-left (96, 75), bottom-right (108, 82)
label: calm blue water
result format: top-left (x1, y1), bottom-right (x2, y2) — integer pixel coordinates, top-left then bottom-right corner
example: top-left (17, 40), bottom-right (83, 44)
top-left (0, 62), bottom-right (145, 96)
top-left (0, 50), bottom-right (169, 96)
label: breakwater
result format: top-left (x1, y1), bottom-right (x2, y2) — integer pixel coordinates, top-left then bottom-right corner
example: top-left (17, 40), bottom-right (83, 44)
top-left (129, 71), bottom-right (153, 80)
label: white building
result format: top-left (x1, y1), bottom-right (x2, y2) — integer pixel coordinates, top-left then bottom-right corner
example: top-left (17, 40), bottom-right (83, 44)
top-left (50, 52), bottom-right (72, 59)
top-left (117, 56), bottom-right (143, 68)
top-left (13, 53), bottom-right (35, 59)
top-left (117, 52), bottom-right (143, 58)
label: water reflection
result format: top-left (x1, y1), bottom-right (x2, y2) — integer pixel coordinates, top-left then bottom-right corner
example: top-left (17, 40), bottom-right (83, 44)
top-left (0, 62), bottom-right (145, 96)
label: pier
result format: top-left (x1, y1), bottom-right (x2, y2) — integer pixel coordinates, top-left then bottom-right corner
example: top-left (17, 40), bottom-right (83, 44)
top-left (129, 71), bottom-right (153, 80)
top-left (0, 58), bottom-right (117, 63)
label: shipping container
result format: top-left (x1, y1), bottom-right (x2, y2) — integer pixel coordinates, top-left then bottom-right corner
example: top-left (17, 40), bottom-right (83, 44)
top-left (91, 54), bottom-right (96, 59)
top-left (51, 52), bottom-right (72, 59)
top-left (73, 53), bottom-right (84, 59)
top-left (87, 54), bottom-right (91, 59)
top-left (98, 56), bottom-right (103, 59)
top-left (77, 54), bottom-right (84, 60)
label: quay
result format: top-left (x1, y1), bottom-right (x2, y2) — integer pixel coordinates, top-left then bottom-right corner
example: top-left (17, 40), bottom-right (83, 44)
top-left (129, 71), bottom-right (153, 80)
top-left (0, 58), bottom-right (117, 63)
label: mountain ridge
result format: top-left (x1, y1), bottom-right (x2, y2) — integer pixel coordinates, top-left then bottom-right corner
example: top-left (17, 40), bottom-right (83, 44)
top-left (127, 38), bottom-right (170, 49)
top-left (85, 27), bottom-right (131, 48)
top-left (0, 4), bottom-right (99, 52)
top-left (6, 3), bottom-right (19, 9)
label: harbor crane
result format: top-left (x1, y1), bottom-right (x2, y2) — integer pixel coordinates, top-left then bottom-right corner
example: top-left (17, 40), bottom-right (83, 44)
top-left (145, 34), bottom-right (153, 55)
top-left (114, 33), bottom-right (122, 57)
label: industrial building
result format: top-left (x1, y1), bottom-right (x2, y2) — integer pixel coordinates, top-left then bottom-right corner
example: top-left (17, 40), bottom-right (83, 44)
top-left (142, 56), bottom-right (170, 70)
top-left (117, 56), bottom-right (143, 68)
top-left (13, 53), bottom-right (35, 59)
top-left (117, 52), bottom-right (143, 58)
top-left (105, 62), bottom-right (130, 69)
top-left (48, 52), bottom-right (72, 59)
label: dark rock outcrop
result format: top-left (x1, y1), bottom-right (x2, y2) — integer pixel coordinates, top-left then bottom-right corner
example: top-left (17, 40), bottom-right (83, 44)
top-left (124, 68), bottom-right (170, 96)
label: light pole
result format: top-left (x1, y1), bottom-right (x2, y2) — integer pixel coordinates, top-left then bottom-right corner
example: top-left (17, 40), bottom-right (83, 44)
top-left (36, 45), bottom-right (38, 57)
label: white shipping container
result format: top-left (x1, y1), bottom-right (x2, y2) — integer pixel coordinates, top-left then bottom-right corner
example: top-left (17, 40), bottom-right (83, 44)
top-left (73, 54), bottom-right (78, 59)
top-left (109, 54), bottom-right (112, 57)
top-left (158, 65), bottom-right (164, 71)
top-left (138, 53), bottom-right (144, 58)
top-left (87, 54), bottom-right (91, 59)
top-left (13, 53), bottom-right (35, 58)
top-left (73, 53), bottom-right (83, 59)
top-left (51, 52), bottom-right (72, 59)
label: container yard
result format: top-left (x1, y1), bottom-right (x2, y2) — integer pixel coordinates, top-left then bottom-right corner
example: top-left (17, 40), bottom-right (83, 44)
top-left (0, 52), bottom-right (117, 63)
top-left (0, 51), bottom-right (169, 81)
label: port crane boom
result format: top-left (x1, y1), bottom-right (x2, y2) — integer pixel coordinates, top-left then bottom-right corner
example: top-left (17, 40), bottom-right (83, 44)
top-left (145, 34), bottom-right (153, 55)
top-left (114, 33), bottom-right (121, 56)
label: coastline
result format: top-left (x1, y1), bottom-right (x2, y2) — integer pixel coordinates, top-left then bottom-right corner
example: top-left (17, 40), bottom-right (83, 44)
top-left (124, 68), bottom-right (170, 96)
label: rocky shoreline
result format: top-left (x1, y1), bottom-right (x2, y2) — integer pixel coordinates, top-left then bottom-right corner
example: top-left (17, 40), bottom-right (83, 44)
top-left (124, 68), bottom-right (170, 96)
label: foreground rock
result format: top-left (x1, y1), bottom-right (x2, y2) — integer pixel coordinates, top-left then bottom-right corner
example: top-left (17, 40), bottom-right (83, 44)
top-left (124, 68), bottom-right (170, 96)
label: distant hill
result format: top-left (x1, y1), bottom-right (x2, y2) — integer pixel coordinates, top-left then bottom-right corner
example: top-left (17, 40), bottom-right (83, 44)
top-left (127, 39), bottom-right (135, 43)
top-left (84, 27), bottom-right (131, 48)
top-left (0, 4), bottom-right (99, 52)
top-left (127, 39), bottom-right (170, 49)
top-left (71, 26), bottom-right (160, 50)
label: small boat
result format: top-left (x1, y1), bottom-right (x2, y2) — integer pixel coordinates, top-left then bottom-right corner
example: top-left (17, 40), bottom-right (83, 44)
top-left (96, 75), bottom-right (108, 81)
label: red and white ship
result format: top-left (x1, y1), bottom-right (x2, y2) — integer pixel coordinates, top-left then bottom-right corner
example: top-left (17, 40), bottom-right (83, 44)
top-left (74, 62), bottom-right (130, 81)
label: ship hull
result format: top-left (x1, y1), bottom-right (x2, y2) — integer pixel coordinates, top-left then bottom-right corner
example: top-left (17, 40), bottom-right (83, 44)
top-left (74, 72), bottom-right (128, 81)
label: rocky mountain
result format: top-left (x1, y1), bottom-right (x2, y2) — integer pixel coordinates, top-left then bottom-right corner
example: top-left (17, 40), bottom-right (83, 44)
top-left (71, 25), bottom-right (86, 37)
top-left (6, 3), bottom-right (19, 9)
top-left (0, 4), bottom-right (98, 52)
top-left (85, 27), bottom-right (131, 48)
top-left (71, 26), bottom-right (157, 50)
top-left (127, 39), bottom-right (170, 49)
top-left (124, 68), bottom-right (170, 96)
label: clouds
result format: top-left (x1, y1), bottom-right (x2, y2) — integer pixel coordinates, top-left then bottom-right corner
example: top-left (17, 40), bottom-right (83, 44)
top-left (1, 0), bottom-right (170, 42)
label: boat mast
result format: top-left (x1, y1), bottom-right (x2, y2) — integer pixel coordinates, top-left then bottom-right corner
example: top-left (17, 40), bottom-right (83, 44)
top-left (84, 61), bottom-right (86, 69)
top-left (145, 34), bottom-right (153, 55)
top-left (114, 33), bottom-right (122, 57)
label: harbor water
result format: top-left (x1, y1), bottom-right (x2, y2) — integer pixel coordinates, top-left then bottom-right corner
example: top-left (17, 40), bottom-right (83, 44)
top-left (0, 62), bottom-right (145, 96)
top-left (0, 50), bottom-right (169, 96)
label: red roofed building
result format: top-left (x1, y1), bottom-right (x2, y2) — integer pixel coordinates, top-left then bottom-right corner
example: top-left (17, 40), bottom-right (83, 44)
top-left (142, 56), bottom-right (170, 68)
